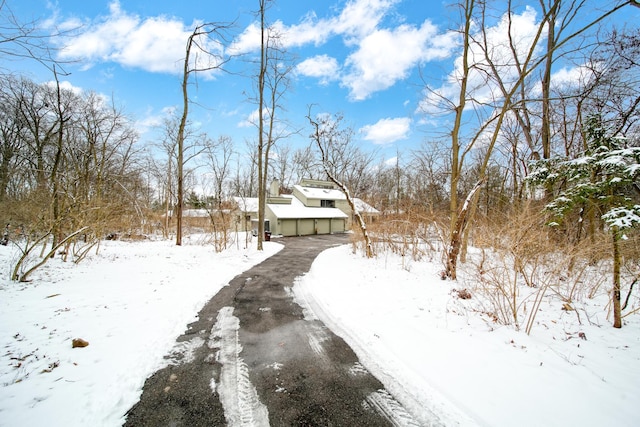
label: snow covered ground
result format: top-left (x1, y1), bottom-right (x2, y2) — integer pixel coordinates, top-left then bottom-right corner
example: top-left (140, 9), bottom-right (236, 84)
top-left (0, 235), bottom-right (281, 426)
top-left (296, 245), bottom-right (640, 427)
top-left (1, 235), bottom-right (639, 426)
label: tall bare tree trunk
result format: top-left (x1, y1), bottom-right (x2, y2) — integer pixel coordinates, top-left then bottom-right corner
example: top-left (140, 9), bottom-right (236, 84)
top-left (175, 31), bottom-right (194, 246)
top-left (612, 228), bottom-right (622, 328)
top-left (256, 0), bottom-right (268, 251)
top-left (449, 0), bottom-right (474, 236)
top-left (540, 1), bottom-right (557, 161)
top-left (50, 67), bottom-right (68, 253)
top-left (307, 112), bottom-right (373, 258)
top-left (327, 173), bottom-right (373, 258)
top-left (164, 160), bottom-right (172, 239)
top-left (175, 23), bottom-right (230, 244)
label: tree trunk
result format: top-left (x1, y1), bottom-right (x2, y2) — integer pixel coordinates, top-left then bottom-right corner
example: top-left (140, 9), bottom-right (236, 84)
top-left (50, 67), bottom-right (67, 254)
top-left (256, 0), bottom-right (268, 251)
top-left (612, 228), bottom-right (622, 328)
top-left (449, 0), bottom-right (473, 238)
top-left (327, 173), bottom-right (373, 258)
top-left (445, 179), bottom-right (485, 280)
top-left (175, 32), bottom-right (195, 246)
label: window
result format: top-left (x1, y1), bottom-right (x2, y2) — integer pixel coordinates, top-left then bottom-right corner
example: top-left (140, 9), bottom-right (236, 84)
top-left (321, 199), bottom-right (335, 208)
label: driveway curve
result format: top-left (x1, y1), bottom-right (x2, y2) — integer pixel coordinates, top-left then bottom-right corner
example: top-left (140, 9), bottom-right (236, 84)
top-left (124, 234), bottom-right (423, 426)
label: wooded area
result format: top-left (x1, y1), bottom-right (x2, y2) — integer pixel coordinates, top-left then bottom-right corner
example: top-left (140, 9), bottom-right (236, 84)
top-left (1, 0), bottom-right (639, 327)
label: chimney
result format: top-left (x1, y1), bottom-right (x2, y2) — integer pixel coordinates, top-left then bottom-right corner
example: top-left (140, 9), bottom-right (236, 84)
top-left (269, 179), bottom-right (280, 197)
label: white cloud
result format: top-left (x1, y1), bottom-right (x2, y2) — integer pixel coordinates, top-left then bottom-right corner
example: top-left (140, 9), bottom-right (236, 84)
top-left (230, 0), bottom-right (395, 54)
top-left (296, 55), bottom-right (340, 84)
top-left (341, 21), bottom-right (442, 100)
top-left (518, 62), bottom-right (597, 101)
top-left (417, 6), bottom-right (543, 116)
top-left (57, 1), bottom-right (223, 76)
top-left (549, 64), bottom-right (596, 92)
top-left (384, 156), bottom-right (398, 167)
top-left (227, 22), bottom-right (261, 55)
top-left (44, 79), bottom-right (84, 95)
top-left (227, 0), bottom-right (454, 100)
top-left (359, 117), bottom-right (411, 145)
top-left (135, 106), bottom-right (177, 135)
top-left (331, 0), bottom-right (399, 45)
top-left (280, 14), bottom-right (333, 47)
top-left (237, 108), bottom-right (259, 128)
top-left (238, 107), bottom-right (274, 129)
top-left (331, 0), bottom-right (455, 99)
top-left (57, 0), bottom-right (454, 100)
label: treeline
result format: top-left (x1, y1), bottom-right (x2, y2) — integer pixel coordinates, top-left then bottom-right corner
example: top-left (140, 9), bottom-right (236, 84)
top-left (0, 76), bottom-right (151, 244)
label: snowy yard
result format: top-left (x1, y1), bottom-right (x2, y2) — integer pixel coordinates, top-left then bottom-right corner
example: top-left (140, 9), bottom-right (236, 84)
top-left (1, 235), bottom-right (639, 426)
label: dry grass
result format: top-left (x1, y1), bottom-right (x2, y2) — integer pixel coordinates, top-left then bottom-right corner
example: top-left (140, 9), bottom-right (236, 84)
top-left (352, 202), bottom-right (640, 332)
top-left (349, 210), bottom-right (443, 266)
top-left (463, 205), bottom-right (640, 332)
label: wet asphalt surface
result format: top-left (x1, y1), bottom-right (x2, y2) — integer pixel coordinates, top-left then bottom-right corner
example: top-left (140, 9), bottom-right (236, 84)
top-left (123, 234), bottom-right (417, 426)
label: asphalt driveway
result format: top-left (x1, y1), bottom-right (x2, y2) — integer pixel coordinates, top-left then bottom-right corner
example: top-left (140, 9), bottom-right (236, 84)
top-left (123, 234), bottom-right (423, 426)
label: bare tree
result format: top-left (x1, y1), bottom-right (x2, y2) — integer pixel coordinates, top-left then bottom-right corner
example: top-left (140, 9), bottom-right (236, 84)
top-left (255, 0), bottom-right (294, 250)
top-left (423, 0), bottom-right (635, 279)
top-left (3, 75), bottom-right (144, 279)
top-left (49, 67), bottom-right (73, 251)
top-left (175, 22), bottom-right (230, 245)
top-left (307, 110), bottom-right (373, 258)
top-left (291, 145), bottom-right (321, 180)
top-left (271, 142), bottom-right (294, 191)
top-left (231, 140), bottom-right (259, 198)
top-left (0, 0), bottom-right (73, 72)
top-left (0, 76), bottom-right (26, 201)
top-left (410, 140), bottom-right (450, 213)
top-left (204, 135), bottom-right (235, 206)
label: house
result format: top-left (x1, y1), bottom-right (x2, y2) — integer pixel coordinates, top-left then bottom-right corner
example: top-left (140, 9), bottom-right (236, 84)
top-left (165, 206), bottom-right (239, 231)
top-left (233, 196), bottom-right (259, 232)
top-left (164, 208), bottom-right (211, 228)
top-left (266, 193), bottom-right (348, 236)
top-left (353, 197), bottom-right (380, 224)
top-left (232, 179), bottom-right (379, 237)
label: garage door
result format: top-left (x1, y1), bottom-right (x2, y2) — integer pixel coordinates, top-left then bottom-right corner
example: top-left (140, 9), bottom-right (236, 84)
top-left (331, 218), bottom-right (345, 233)
top-left (316, 219), bottom-right (331, 234)
top-left (280, 219), bottom-right (297, 236)
top-left (298, 219), bottom-right (315, 235)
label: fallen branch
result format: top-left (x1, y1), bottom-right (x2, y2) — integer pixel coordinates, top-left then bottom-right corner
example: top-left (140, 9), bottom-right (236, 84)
top-left (621, 277), bottom-right (637, 311)
top-left (14, 227), bottom-right (89, 282)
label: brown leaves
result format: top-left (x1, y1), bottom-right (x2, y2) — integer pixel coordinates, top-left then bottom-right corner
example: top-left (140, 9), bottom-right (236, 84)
top-left (72, 338), bottom-right (89, 348)
top-left (454, 288), bottom-right (472, 299)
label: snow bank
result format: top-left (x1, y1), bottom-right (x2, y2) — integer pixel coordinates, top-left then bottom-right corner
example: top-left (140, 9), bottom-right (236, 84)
top-left (0, 237), bottom-right (281, 426)
top-left (295, 245), bottom-right (640, 427)
top-left (2, 236), bottom-right (639, 427)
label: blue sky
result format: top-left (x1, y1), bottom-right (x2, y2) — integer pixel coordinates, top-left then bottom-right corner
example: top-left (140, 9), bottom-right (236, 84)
top-left (5, 0), bottom-right (639, 164)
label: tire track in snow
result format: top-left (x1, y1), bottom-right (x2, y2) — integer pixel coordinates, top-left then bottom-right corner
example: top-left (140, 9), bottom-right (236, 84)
top-left (306, 322), bottom-right (330, 362)
top-left (209, 306), bottom-right (269, 427)
top-left (366, 389), bottom-right (426, 427)
top-left (292, 271), bottom-right (440, 426)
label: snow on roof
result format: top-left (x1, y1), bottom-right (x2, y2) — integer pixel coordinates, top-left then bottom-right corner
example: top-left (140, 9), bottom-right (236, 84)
top-left (182, 209), bottom-right (210, 218)
top-left (354, 198), bottom-right (379, 214)
top-left (233, 196), bottom-right (259, 213)
top-left (268, 195), bottom-right (348, 219)
top-left (294, 184), bottom-right (346, 200)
